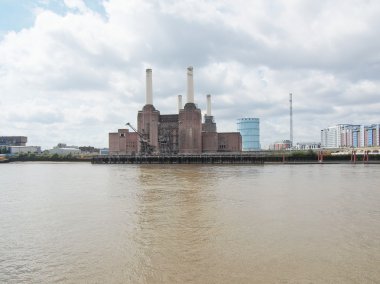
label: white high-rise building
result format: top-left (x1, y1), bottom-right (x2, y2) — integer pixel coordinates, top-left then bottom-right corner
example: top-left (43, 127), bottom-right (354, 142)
top-left (321, 124), bottom-right (380, 148)
top-left (321, 125), bottom-right (344, 148)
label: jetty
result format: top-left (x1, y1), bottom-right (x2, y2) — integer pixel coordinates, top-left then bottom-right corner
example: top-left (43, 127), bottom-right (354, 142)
top-left (92, 153), bottom-right (266, 164)
top-left (91, 152), bottom-right (380, 164)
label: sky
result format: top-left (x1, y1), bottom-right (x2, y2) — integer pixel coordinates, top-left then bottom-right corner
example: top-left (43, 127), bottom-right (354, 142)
top-left (1, 0), bottom-right (380, 149)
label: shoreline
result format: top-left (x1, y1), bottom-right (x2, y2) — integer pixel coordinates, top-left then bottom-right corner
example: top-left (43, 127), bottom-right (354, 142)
top-left (91, 154), bottom-right (380, 165)
top-left (3, 160), bottom-right (380, 165)
top-left (3, 153), bottom-right (380, 165)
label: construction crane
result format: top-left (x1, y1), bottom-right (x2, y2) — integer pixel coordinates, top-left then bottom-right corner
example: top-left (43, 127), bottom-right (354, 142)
top-left (126, 122), bottom-right (155, 155)
top-left (158, 126), bottom-right (178, 154)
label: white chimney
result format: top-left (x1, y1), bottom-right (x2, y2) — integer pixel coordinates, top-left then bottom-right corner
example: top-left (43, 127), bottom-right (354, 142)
top-left (207, 94), bottom-right (211, 116)
top-left (146, 69), bottom-right (153, 105)
top-left (187, 66), bottom-right (194, 103)
top-left (178, 95), bottom-right (183, 112)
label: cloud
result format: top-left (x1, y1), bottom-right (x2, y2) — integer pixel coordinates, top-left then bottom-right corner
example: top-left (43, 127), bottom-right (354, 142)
top-left (7, 107), bottom-right (64, 124)
top-left (0, 0), bottom-right (380, 149)
top-left (64, 0), bottom-right (88, 13)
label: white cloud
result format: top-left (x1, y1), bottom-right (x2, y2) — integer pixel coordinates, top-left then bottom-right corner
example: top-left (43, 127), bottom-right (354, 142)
top-left (64, 0), bottom-right (88, 13)
top-left (1, 0), bottom-right (380, 149)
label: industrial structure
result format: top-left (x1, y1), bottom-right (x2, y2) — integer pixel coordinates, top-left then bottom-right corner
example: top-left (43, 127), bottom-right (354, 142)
top-left (109, 67), bottom-right (242, 155)
top-left (267, 93), bottom-right (294, 151)
top-left (321, 124), bottom-right (380, 148)
top-left (237, 118), bottom-right (260, 151)
top-left (289, 93), bottom-right (293, 147)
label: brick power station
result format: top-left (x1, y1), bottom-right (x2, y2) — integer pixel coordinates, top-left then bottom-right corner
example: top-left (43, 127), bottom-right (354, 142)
top-left (109, 67), bottom-right (242, 155)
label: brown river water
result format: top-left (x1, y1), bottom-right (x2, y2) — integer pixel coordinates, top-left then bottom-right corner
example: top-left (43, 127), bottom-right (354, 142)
top-left (0, 162), bottom-right (379, 283)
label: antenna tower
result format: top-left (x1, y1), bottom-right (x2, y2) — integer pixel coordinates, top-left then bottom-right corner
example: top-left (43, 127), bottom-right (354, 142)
top-left (289, 93), bottom-right (293, 147)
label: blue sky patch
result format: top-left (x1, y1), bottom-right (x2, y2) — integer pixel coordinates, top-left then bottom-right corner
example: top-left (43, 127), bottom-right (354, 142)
top-left (0, 0), bottom-right (106, 38)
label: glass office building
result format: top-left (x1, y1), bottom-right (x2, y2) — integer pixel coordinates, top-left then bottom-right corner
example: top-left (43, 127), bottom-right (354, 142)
top-left (237, 118), bottom-right (260, 151)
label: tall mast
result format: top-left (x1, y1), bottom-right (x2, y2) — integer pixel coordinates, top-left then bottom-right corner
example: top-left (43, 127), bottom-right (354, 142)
top-left (289, 93), bottom-right (293, 146)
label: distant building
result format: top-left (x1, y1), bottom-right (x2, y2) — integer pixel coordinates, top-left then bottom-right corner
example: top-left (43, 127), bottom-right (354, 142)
top-left (0, 146), bottom-right (10, 154)
top-left (217, 133), bottom-right (242, 152)
top-left (321, 125), bottom-right (349, 148)
top-left (295, 142), bottom-right (321, 150)
top-left (0, 136), bottom-right (27, 146)
top-left (269, 140), bottom-right (292, 150)
top-left (1, 136), bottom-right (43, 155)
top-left (48, 144), bottom-right (80, 155)
top-left (321, 124), bottom-right (380, 148)
top-left (56, 143), bottom-right (79, 149)
top-left (237, 118), bottom-right (260, 151)
top-left (109, 129), bottom-right (139, 155)
top-left (109, 67), bottom-right (242, 155)
top-left (48, 148), bottom-right (80, 155)
top-left (9, 146), bottom-right (41, 154)
top-left (79, 146), bottom-right (100, 154)
top-left (99, 148), bottom-right (109, 155)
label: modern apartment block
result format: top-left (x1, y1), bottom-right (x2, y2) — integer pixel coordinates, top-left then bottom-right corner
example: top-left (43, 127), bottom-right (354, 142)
top-left (321, 124), bottom-right (380, 148)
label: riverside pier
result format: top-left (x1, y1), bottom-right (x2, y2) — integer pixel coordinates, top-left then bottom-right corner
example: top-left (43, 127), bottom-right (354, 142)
top-left (92, 153), bottom-right (265, 164)
top-left (91, 151), bottom-right (380, 164)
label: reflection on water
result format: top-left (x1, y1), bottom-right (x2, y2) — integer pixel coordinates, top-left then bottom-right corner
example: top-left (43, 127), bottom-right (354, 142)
top-left (0, 163), bottom-right (380, 283)
top-left (133, 166), bottom-right (220, 283)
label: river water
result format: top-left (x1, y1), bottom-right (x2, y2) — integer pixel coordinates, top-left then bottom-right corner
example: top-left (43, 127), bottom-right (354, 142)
top-left (0, 162), bottom-right (379, 283)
